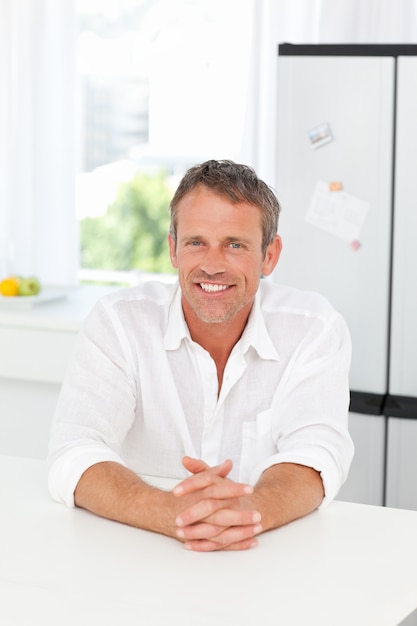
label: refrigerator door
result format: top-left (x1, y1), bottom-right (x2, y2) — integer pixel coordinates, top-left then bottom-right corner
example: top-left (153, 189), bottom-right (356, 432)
top-left (388, 56), bottom-right (417, 402)
top-left (386, 418), bottom-right (417, 510)
top-left (275, 53), bottom-right (394, 395)
top-left (385, 56), bottom-right (417, 512)
top-left (336, 412), bottom-right (385, 506)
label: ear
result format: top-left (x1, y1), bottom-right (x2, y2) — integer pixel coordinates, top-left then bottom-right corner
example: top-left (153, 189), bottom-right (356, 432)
top-left (261, 235), bottom-right (282, 277)
top-left (168, 233), bottom-right (178, 268)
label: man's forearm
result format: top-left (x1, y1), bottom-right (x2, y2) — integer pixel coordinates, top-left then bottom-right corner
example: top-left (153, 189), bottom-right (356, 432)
top-left (73, 459), bottom-right (324, 549)
top-left (252, 462), bottom-right (324, 532)
top-left (74, 461), bottom-right (179, 537)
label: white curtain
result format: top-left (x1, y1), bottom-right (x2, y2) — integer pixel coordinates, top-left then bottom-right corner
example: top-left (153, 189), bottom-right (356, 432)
top-left (242, 0), bottom-right (417, 186)
top-left (0, 0), bottom-right (78, 285)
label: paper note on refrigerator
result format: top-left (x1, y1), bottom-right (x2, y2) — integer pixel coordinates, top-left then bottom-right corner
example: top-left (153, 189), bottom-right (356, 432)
top-left (305, 181), bottom-right (370, 243)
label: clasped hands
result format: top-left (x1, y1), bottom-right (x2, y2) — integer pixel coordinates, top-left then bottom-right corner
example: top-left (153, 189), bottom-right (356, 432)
top-left (172, 456), bottom-right (263, 552)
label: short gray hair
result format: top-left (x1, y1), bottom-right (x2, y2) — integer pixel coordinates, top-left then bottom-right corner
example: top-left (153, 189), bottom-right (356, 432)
top-left (169, 159), bottom-right (281, 256)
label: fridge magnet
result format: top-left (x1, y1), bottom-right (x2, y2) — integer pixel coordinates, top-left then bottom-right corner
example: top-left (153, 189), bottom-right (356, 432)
top-left (329, 181), bottom-right (343, 192)
top-left (350, 240), bottom-right (362, 251)
top-left (307, 122), bottom-right (334, 150)
top-left (305, 180), bottom-right (370, 243)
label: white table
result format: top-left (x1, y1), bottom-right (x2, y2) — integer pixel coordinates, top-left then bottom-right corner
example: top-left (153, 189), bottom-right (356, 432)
top-left (1, 455), bottom-right (417, 626)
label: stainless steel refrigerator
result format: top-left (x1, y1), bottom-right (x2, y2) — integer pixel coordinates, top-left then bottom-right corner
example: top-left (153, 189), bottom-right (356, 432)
top-left (274, 43), bottom-right (417, 509)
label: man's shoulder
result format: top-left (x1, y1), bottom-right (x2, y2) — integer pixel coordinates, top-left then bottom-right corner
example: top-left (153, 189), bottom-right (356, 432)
top-left (259, 280), bottom-right (340, 320)
top-left (86, 281), bottom-right (179, 328)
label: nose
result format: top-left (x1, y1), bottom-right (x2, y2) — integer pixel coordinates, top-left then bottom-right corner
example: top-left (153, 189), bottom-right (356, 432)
top-left (200, 246), bottom-right (226, 276)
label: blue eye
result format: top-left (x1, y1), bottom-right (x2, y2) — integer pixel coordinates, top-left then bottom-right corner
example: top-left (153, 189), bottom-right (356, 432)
top-left (230, 242), bottom-right (242, 249)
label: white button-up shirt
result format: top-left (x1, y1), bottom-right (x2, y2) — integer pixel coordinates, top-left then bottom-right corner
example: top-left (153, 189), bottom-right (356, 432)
top-left (48, 280), bottom-right (354, 508)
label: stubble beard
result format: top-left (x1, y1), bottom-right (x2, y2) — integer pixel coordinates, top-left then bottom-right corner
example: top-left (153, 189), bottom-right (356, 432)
top-left (184, 281), bottom-right (251, 325)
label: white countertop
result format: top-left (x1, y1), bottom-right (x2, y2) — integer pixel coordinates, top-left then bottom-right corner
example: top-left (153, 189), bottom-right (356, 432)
top-left (1, 454), bottom-right (417, 626)
top-left (0, 284), bottom-right (119, 332)
top-left (0, 285), bottom-right (122, 384)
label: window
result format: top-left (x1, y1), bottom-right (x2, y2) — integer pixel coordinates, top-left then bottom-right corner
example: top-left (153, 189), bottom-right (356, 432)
top-left (76, 0), bottom-right (253, 285)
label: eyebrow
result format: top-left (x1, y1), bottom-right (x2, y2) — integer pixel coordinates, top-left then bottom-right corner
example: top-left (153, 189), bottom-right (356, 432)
top-left (180, 233), bottom-right (254, 242)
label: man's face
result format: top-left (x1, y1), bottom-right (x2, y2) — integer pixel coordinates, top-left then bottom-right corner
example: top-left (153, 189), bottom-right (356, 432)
top-left (168, 186), bottom-right (281, 327)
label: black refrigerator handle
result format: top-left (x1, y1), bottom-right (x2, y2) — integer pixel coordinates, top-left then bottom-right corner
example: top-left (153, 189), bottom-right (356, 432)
top-left (349, 391), bottom-right (386, 416)
top-left (383, 395), bottom-right (417, 419)
top-left (349, 391), bottom-right (417, 418)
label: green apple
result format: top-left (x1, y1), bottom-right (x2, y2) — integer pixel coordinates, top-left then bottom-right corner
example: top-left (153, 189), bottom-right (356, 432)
top-left (18, 276), bottom-right (41, 296)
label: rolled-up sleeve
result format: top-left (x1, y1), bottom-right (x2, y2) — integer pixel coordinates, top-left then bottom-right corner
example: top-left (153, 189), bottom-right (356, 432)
top-left (47, 300), bottom-right (136, 507)
top-left (248, 313), bottom-right (354, 508)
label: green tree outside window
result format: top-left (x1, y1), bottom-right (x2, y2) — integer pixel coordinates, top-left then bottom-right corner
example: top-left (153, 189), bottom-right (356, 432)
top-left (80, 171), bottom-right (176, 276)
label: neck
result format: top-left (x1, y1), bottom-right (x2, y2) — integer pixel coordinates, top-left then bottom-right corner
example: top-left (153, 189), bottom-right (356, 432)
top-left (184, 305), bottom-right (251, 393)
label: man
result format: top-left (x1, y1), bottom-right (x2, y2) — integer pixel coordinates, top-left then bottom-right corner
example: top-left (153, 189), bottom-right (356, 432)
top-left (48, 159), bottom-right (353, 552)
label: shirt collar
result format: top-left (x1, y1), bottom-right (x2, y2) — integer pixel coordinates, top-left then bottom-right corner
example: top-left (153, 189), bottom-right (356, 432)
top-left (240, 288), bottom-right (280, 361)
top-left (163, 282), bottom-right (280, 362)
top-left (163, 282), bottom-right (191, 350)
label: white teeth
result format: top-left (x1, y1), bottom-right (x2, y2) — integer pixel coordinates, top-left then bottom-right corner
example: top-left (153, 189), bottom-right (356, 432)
top-left (200, 283), bottom-right (229, 293)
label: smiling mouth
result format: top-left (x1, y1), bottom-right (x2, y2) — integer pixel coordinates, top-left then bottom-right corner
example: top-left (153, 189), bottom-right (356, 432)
top-left (199, 282), bottom-right (231, 293)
